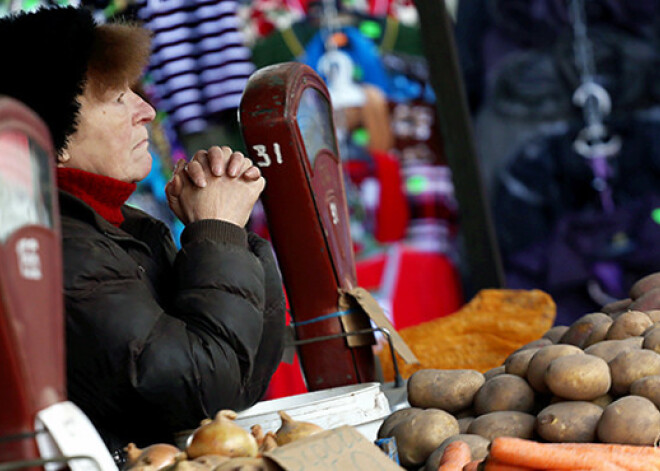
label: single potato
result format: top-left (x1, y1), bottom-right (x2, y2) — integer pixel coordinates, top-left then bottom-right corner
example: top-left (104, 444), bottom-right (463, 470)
top-left (407, 369), bottom-right (485, 413)
top-left (467, 411), bottom-right (535, 441)
top-left (473, 374), bottom-right (535, 415)
top-left (558, 313), bottom-right (612, 348)
top-left (391, 408), bottom-right (459, 468)
top-left (536, 401), bottom-right (603, 443)
top-left (377, 407), bottom-right (423, 439)
top-left (608, 349), bottom-right (660, 395)
top-left (504, 348), bottom-right (539, 378)
top-left (597, 396), bottom-right (660, 445)
top-left (606, 310), bottom-right (653, 340)
top-left (545, 354), bottom-right (611, 400)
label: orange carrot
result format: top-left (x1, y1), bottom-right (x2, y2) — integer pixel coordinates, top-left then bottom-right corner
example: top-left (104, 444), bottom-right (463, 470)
top-left (462, 459), bottom-right (483, 471)
top-left (543, 460), bottom-right (628, 471)
top-left (545, 467), bottom-right (625, 471)
top-left (547, 442), bottom-right (660, 459)
top-left (543, 463), bottom-right (627, 471)
top-left (483, 458), bottom-right (533, 471)
top-left (438, 441), bottom-right (472, 471)
top-left (489, 437), bottom-right (660, 471)
top-left (541, 443), bottom-right (657, 471)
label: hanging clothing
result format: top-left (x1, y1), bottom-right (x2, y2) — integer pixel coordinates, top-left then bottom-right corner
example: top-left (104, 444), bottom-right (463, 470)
top-left (495, 112), bottom-right (660, 324)
top-left (505, 194), bottom-right (660, 326)
top-left (473, 23), bottom-right (659, 200)
top-left (136, 0), bottom-right (255, 134)
top-left (454, 0), bottom-right (660, 113)
top-left (356, 243), bottom-right (463, 330)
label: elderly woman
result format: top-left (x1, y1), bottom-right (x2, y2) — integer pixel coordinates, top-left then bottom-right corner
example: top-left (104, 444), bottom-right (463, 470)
top-left (0, 6), bottom-right (285, 453)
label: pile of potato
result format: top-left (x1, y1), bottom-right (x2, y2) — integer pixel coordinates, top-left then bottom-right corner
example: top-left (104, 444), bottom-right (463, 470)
top-left (378, 276), bottom-right (660, 470)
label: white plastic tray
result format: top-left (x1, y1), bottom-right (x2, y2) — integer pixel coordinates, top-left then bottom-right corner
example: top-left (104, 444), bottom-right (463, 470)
top-left (234, 382), bottom-right (391, 442)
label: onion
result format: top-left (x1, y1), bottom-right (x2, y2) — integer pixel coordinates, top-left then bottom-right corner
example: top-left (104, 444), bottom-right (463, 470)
top-left (274, 411), bottom-right (323, 446)
top-left (186, 410), bottom-right (258, 459)
top-left (124, 443), bottom-right (182, 470)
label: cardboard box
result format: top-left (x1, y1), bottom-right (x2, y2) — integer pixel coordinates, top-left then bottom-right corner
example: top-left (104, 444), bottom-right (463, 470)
top-left (263, 425), bottom-right (404, 471)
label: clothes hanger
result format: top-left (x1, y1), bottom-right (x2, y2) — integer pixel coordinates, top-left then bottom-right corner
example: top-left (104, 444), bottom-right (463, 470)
top-left (318, 49), bottom-right (367, 109)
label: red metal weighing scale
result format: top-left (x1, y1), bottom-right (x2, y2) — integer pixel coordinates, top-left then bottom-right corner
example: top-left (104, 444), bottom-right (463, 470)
top-left (0, 96), bottom-right (115, 471)
top-left (239, 63), bottom-right (381, 391)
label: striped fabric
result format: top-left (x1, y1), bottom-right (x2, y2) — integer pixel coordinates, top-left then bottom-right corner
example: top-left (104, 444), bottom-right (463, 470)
top-left (137, 0), bottom-right (255, 134)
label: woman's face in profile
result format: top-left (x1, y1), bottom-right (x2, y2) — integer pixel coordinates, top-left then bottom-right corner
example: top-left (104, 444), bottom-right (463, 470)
top-left (60, 85), bottom-right (156, 183)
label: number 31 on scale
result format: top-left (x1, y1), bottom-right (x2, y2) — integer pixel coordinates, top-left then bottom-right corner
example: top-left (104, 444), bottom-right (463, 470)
top-left (252, 143), bottom-right (283, 167)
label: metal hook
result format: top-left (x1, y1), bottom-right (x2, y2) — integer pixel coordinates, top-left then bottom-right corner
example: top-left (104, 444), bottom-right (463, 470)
top-left (573, 124), bottom-right (622, 159)
top-left (572, 82), bottom-right (612, 117)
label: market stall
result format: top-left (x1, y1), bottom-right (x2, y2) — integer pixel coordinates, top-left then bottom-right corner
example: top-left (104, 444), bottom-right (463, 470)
top-left (3, 0), bottom-right (660, 470)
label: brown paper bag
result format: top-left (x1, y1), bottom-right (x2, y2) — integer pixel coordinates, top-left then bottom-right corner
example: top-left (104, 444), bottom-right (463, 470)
top-left (378, 289), bottom-right (556, 381)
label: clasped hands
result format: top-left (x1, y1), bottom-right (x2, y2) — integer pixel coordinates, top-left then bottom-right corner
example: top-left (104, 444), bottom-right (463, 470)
top-left (165, 146), bottom-right (265, 228)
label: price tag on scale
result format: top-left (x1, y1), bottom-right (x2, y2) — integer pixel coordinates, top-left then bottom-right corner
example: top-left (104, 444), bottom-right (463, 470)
top-left (34, 401), bottom-right (118, 471)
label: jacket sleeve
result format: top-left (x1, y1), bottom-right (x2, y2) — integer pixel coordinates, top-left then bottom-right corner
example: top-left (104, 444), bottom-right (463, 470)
top-left (63, 218), bottom-right (285, 447)
top-left (241, 232), bottom-right (287, 404)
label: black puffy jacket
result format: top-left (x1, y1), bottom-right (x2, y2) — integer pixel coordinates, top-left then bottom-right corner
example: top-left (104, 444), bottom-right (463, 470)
top-left (59, 190), bottom-right (286, 452)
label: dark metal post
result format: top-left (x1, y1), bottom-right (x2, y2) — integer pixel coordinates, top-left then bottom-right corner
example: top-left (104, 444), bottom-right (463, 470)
top-left (413, 0), bottom-right (504, 294)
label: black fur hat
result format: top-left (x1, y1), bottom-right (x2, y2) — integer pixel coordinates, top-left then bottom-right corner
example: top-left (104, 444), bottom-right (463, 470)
top-left (0, 7), bottom-right (96, 154)
top-left (0, 7), bottom-right (152, 155)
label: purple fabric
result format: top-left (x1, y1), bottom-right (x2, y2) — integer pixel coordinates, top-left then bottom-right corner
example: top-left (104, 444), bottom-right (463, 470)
top-left (505, 194), bottom-right (660, 325)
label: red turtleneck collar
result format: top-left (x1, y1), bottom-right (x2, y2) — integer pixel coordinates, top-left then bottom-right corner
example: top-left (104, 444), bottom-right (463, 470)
top-left (56, 168), bottom-right (136, 227)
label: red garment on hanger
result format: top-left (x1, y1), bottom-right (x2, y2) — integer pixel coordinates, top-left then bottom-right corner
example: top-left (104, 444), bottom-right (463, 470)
top-left (371, 150), bottom-right (409, 243)
top-left (356, 245), bottom-right (463, 329)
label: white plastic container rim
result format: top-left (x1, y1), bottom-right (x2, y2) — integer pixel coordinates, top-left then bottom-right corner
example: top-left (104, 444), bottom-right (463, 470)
top-left (234, 382), bottom-right (391, 442)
